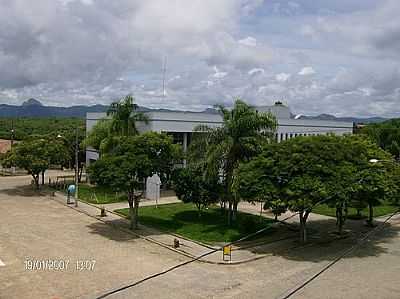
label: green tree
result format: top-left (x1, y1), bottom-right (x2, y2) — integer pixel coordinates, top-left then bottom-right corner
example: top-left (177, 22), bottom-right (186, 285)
top-left (233, 154), bottom-right (286, 221)
top-left (343, 135), bottom-right (394, 226)
top-left (83, 119), bottom-right (112, 152)
top-left (236, 135), bottom-right (350, 242)
top-left (3, 138), bottom-right (69, 189)
top-left (172, 167), bottom-right (221, 216)
top-left (189, 99), bottom-right (277, 225)
top-left (107, 95), bottom-right (148, 136)
top-left (88, 132), bottom-right (178, 229)
top-left (54, 129), bottom-right (86, 182)
top-left (361, 118), bottom-right (400, 160)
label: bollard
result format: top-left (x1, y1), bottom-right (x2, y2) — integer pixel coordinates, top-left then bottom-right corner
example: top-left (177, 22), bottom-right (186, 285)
top-left (100, 206), bottom-right (107, 217)
top-left (173, 238), bottom-right (180, 248)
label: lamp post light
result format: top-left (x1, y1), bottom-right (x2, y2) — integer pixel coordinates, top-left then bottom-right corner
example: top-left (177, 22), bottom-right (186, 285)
top-left (74, 127), bottom-right (79, 207)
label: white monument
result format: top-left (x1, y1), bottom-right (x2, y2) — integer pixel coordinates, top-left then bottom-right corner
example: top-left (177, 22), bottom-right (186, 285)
top-left (146, 174), bottom-right (161, 206)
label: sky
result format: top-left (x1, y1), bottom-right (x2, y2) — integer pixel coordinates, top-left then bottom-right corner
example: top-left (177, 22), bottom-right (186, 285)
top-left (0, 0), bottom-right (400, 117)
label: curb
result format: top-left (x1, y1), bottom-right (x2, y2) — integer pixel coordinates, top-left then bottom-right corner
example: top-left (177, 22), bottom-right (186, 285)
top-left (51, 192), bottom-right (293, 265)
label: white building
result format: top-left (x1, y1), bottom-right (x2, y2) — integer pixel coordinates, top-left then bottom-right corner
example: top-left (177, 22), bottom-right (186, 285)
top-left (86, 103), bottom-right (353, 165)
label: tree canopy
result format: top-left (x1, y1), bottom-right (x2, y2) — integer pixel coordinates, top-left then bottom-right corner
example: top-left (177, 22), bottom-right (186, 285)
top-left (88, 132), bottom-right (179, 229)
top-left (188, 99), bottom-right (277, 225)
top-left (107, 95), bottom-right (148, 137)
top-left (3, 138), bottom-right (69, 188)
top-left (235, 134), bottom-right (397, 242)
top-left (361, 118), bottom-right (400, 160)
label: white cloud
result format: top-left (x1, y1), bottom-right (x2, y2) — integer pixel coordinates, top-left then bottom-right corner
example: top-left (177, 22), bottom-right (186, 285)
top-left (248, 68), bottom-right (264, 75)
top-left (238, 36), bottom-right (257, 47)
top-left (212, 66), bottom-right (228, 79)
top-left (275, 72), bottom-right (291, 82)
top-left (1, 0), bottom-right (400, 118)
top-left (298, 66), bottom-right (316, 76)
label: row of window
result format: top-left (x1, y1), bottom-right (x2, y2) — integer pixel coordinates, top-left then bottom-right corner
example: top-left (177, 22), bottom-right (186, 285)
top-left (275, 132), bottom-right (329, 142)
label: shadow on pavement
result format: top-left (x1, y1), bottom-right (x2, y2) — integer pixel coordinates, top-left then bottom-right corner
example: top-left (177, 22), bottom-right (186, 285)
top-left (0, 184), bottom-right (54, 197)
top-left (243, 217), bottom-right (400, 263)
top-left (85, 217), bottom-right (169, 243)
top-left (86, 221), bottom-right (141, 242)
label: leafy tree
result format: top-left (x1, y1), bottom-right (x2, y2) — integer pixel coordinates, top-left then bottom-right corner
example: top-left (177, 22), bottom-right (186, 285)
top-left (88, 132), bottom-right (178, 229)
top-left (89, 152), bottom-right (151, 229)
top-left (84, 95), bottom-right (150, 156)
top-left (83, 119), bottom-right (112, 152)
top-left (361, 118), bottom-right (400, 160)
top-left (189, 99), bottom-right (277, 225)
top-left (0, 117), bottom-right (84, 141)
top-left (236, 134), bottom-right (396, 241)
top-left (233, 154), bottom-right (286, 221)
top-left (3, 138), bottom-right (69, 189)
top-left (342, 135), bottom-right (394, 226)
top-left (236, 135), bottom-right (349, 242)
top-left (172, 167), bottom-right (221, 216)
top-left (53, 129), bottom-right (86, 182)
top-left (107, 95), bottom-right (148, 137)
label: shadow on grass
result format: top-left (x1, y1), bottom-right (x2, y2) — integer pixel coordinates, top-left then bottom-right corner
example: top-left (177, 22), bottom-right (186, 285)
top-left (138, 208), bottom-right (276, 244)
top-left (244, 217), bottom-right (400, 263)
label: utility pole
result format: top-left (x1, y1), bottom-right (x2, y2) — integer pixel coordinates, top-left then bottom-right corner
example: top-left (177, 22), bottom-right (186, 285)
top-left (75, 127), bottom-right (79, 207)
top-left (162, 56), bottom-right (167, 97)
top-left (10, 119), bottom-right (14, 149)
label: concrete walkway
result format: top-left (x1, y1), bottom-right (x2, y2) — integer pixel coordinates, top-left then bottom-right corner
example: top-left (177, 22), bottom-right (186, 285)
top-left (54, 192), bottom-right (301, 264)
top-left (96, 196), bottom-right (180, 211)
top-left (54, 191), bottom-right (391, 266)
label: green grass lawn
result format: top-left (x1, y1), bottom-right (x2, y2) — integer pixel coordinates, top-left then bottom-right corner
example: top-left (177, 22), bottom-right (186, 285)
top-left (313, 201), bottom-right (399, 219)
top-left (115, 203), bottom-right (275, 244)
top-left (78, 184), bottom-right (126, 204)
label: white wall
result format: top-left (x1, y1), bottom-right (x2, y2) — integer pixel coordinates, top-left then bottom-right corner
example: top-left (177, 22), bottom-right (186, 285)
top-left (85, 110), bottom-right (353, 162)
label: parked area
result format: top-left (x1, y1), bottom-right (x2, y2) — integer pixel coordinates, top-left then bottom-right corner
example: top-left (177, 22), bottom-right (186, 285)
top-left (1, 173), bottom-right (400, 299)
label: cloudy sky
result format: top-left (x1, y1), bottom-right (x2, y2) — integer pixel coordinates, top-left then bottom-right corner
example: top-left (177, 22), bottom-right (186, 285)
top-left (1, 0), bottom-right (400, 117)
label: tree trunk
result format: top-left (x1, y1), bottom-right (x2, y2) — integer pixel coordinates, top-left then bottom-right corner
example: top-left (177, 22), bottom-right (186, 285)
top-left (220, 201), bottom-right (225, 215)
top-left (367, 202), bottom-right (374, 226)
top-left (227, 201), bottom-right (232, 226)
top-left (33, 174), bottom-right (40, 190)
top-left (232, 201), bottom-right (238, 222)
top-left (128, 195), bottom-right (135, 230)
top-left (78, 165), bottom-right (83, 183)
top-left (196, 203), bottom-right (202, 218)
top-left (133, 195), bottom-right (140, 229)
top-left (336, 206), bottom-right (344, 235)
top-left (41, 171), bottom-right (45, 185)
top-left (299, 210), bottom-right (310, 243)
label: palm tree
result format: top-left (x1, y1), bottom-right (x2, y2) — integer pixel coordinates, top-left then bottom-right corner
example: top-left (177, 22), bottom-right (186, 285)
top-left (189, 99), bottom-right (277, 225)
top-left (107, 95), bottom-right (149, 136)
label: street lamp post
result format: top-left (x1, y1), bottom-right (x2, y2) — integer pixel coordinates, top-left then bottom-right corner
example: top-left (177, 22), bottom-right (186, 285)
top-left (74, 127), bottom-right (79, 207)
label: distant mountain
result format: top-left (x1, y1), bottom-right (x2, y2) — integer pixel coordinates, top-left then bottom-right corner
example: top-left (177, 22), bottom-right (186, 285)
top-left (0, 99), bottom-right (109, 118)
top-left (297, 113), bottom-right (387, 124)
top-left (0, 99), bottom-right (390, 123)
top-left (0, 99), bottom-right (220, 118)
top-left (22, 98), bottom-right (43, 107)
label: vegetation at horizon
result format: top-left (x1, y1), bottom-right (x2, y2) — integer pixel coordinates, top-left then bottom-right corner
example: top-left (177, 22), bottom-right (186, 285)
top-left (0, 117), bottom-right (84, 140)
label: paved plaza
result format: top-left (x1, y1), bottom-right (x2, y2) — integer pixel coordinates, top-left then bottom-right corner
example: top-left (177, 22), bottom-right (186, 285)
top-left (1, 173), bottom-right (400, 298)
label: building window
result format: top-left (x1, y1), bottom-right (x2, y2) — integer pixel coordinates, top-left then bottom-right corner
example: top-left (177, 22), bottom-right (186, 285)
top-left (285, 133), bottom-right (288, 140)
top-left (280, 133), bottom-right (283, 142)
top-left (167, 132), bottom-right (184, 145)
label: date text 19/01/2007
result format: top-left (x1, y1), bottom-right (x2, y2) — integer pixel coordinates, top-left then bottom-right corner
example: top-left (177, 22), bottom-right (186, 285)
top-left (24, 259), bottom-right (96, 271)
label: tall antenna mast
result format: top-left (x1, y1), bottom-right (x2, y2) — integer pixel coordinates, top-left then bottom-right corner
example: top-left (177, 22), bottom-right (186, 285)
top-left (162, 56), bottom-right (167, 97)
